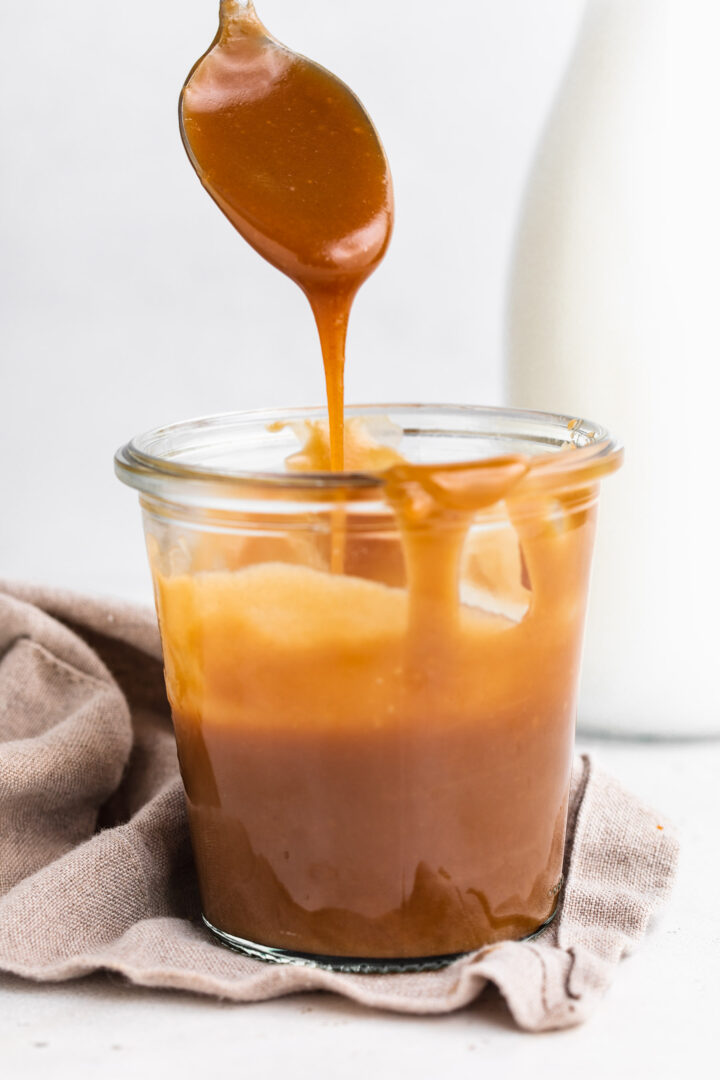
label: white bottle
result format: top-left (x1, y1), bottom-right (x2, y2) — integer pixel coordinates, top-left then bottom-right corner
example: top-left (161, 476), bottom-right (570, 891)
top-left (506, 0), bottom-right (720, 737)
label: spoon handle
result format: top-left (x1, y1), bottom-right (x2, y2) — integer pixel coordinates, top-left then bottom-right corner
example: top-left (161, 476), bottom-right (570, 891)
top-left (221, 0), bottom-right (255, 14)
top-left (219, 1), bottom-right (261, 37)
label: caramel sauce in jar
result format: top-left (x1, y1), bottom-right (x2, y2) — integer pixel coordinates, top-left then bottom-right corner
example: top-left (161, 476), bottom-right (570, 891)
top-left (142, 410), bottom-right (620, 963)
top-left (120, 2), bottom-right (626, 966)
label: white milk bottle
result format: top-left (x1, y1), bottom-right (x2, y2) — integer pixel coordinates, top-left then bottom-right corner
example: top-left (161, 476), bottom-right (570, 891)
top-left (506, 0), bottom-right (720, 736)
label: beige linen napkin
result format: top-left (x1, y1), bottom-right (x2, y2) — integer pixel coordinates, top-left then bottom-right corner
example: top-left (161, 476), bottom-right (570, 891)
top-left (0, 581), bottom-right (678, 1031)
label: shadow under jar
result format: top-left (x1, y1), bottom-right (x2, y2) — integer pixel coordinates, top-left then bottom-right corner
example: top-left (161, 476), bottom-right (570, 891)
top-left (115, 404), bottom-right (622, 972)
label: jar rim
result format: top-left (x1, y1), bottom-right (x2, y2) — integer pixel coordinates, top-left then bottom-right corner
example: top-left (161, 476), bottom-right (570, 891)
top-left (114, 403), bottom-right (622, 501)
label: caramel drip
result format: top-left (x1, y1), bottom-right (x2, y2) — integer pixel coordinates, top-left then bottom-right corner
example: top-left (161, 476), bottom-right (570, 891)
top-left (383, 457), bottom-right (530, 643)
top-left (180, 1), bottom-right (393, 470)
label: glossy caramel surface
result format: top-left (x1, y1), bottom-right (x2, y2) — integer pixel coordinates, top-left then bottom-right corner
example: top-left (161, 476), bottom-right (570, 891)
top-left (181, 1), bottom-right (393, 468)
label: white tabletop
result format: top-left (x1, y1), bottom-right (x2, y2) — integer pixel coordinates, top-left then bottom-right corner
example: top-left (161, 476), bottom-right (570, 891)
top-left (1, 734), bottom-right (716, 1079)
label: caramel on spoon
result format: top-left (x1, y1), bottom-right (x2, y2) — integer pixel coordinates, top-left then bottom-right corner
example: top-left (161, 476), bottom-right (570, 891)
top-left (180, 0), bottom-right (394, 469)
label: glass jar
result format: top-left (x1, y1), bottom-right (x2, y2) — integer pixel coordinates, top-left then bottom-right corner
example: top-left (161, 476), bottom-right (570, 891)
top-left (115, 404), bottom-right (621, 972)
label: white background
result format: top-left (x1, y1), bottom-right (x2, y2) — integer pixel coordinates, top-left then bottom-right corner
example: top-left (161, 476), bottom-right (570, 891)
top-left (0, 0), bottom-right (586, 601)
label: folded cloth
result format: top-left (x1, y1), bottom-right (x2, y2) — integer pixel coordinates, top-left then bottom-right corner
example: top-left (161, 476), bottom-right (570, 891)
top-left (0, 581), bottom-right (678, 1031)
